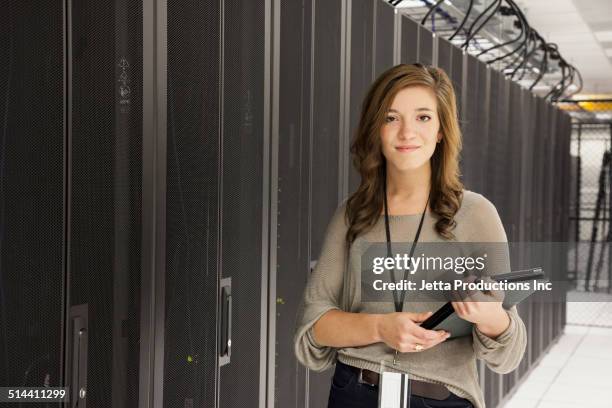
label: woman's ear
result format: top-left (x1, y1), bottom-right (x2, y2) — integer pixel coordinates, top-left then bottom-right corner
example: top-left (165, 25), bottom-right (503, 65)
top-left (437, 133), bottom-right (442, 143)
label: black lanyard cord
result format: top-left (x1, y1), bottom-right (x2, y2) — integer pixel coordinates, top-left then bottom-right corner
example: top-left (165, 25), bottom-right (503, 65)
top-left (382, 172), bottom-right (430, 313)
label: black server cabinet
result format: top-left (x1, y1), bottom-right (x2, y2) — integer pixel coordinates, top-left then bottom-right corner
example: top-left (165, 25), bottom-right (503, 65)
top-left (543, 103), bottom-right (557, 349)
top-left (519, 92), bottom-right (536, 244)
top-left (461, 54), bottom-right (489, 194)
top-left (436, 37), bottom-right (453, 73)
top-left (308, 1), bottom-right (344, 406)
top-left (165, 1), bottom-right (222, 407)
top-left (0, 0), bottom-right (65, 392)
top-left (349, 0), bottom-right (374, 194)
top-left (2, 1), bottom-right (146, 407)
top-left (417, 25), bottom-right (434, 66)
top-left (517, 92), bottom-right (536, 380)
top-left (275, 0), bottom-right (313, 406)
top-left (502, 83), bottom-right (528, 396)
top-left (68, 0), bottom-right (143, 406)
top-left (505, 82), bottom-right (524, 241)
top-left (4, 0), bottom-right (222, 406)
top-left (218, 0), bottom-right (267, 406)
top-left (530, 96), bottom-right (548, 365)
top-left (481, 68), bottom-right (505, 408)
top-left (450, 45), bottom-right (465, 123)
top-left (485, 69), bottom-right (501, 199)
top-left (400, 15), bottom-right (419, 64)
top-left (310, 0), bottom-right (342, 258)
top-left (486, 70), bottom-right (510, 211)
top-left (374, 0), bottom-right (395, 77)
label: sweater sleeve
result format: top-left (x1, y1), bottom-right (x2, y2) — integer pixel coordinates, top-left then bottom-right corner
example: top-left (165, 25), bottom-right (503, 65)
top-left (293, 204), bottom-right (349, 372)
top-left (468, 195), bottom-right (528, 374)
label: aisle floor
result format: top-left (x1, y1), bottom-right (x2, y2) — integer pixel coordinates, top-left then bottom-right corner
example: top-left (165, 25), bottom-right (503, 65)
top-left (502, 323), bottom-right (612, 408)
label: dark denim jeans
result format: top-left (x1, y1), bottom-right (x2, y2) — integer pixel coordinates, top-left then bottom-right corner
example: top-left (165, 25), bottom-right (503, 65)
top-left (328, 361), bottom-right (474, 408)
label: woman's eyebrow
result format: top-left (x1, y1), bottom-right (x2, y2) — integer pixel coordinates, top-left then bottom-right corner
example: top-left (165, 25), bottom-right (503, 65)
top-left (388, 107), bottom-right (434, 113)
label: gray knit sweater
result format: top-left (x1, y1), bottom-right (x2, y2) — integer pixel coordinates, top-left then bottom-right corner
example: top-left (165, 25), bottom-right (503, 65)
top-left (293, 190), bottom-right (527, 408)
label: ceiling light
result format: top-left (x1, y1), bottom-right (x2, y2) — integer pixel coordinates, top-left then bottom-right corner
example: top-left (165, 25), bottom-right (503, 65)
top-left (558, 103), bottom-right (581, 112)
top-left (595, 112), bottom-right (612, 121)
top-left (395, 0), bottom-right (424, 8)
top-left (578, 102), bottom-right (612, 112)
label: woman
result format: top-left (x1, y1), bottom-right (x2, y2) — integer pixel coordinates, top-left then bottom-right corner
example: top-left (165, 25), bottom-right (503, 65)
top-left (293, 63), bottom-right (527, 408)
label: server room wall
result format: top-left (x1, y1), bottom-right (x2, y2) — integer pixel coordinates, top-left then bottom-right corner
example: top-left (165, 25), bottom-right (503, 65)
top-left (1, 1), bottom-right (573, 407)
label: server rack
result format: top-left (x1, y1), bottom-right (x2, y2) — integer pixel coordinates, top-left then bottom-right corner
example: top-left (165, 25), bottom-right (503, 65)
top-left (0, 0), bottom-right (65, 396)
top-left (373, 1), bottom-right (395, 78)
top-left (401, 14), bottom-right (420, 65)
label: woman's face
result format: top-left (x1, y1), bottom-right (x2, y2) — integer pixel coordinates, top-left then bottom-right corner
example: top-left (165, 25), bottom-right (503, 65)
top-left (380, 85), bottom-right (442, 172)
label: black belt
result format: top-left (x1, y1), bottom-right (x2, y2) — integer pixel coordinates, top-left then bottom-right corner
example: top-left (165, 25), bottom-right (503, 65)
top-left (342, 362), bottom-right (451, 400)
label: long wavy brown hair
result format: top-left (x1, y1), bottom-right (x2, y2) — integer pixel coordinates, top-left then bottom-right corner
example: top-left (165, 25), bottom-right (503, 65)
top-left (345, 63), bottom-right (464, 245)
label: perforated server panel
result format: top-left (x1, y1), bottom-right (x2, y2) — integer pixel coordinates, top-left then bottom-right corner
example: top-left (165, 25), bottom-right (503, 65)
top-left (417, 24), bottom-right (434, 65)
top-left (437, 37), bottom-right (452, 72)
top-left (348, 0), bottom-right (374, 193)
top-left (374, 1), bottom-right (395, 77)
top-left (516, 92), bottom-right (536, 381)
top-left (506, 81), bottom-right (524, 240)
top-left (481, 68), bottom-right (506, 408)
top-left (164, 0), bottom-right (220, 405)
top-left (217, 0), bottom-right (268, 406)
top-left (309, 1), bottom-right (343, 405)
top-left (274, 0), bottom-right (313, 405)
top-left (401, 15), bottom-right (419, 64)
top-left (451, 45), bottom-right (465, 120)
top-left (69, 0), bottom-right (143, 406)
top-left (530, 96), bottom-right (549, 365)
top-left (0, 0), bottom-right (64, 391)
top-left (462, 54), bottom-right (489, 193)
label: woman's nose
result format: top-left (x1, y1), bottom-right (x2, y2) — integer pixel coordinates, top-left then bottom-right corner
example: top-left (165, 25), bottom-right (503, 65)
top-left (398, 122), bottom-right (416, 139)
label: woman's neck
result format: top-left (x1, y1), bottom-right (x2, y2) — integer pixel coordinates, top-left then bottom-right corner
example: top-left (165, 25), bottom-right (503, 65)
top-left (385, 162), bottom-right (431, 214)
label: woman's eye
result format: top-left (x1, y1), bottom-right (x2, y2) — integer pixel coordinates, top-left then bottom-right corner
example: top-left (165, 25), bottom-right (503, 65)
top-left (385, 116), bottom-right (397, 123)
top-left (419, 115), bottom-right (431, 122)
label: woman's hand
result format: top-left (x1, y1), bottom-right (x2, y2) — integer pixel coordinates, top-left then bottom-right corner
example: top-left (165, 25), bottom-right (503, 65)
top-left (452, 301), bottom-right (510, 338)
top-left (376, 311), bottom-right (450, 352)
top-left (450, 276), bottom-right (510, 339)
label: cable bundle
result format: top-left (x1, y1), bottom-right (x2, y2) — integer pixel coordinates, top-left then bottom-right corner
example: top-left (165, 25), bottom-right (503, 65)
top-left (389, 0), bottom-right (583, 100)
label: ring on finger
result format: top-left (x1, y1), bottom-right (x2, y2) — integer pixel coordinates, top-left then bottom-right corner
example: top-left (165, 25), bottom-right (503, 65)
top-left (414, 343), bottom-right (424, 352)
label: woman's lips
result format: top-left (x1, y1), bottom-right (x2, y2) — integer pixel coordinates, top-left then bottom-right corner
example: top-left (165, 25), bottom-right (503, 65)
top-left (395, 146), bottom-right (420, 152)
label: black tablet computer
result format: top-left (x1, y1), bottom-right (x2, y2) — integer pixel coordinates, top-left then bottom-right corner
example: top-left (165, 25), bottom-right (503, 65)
top-left (419, 267), bottom-right (546, 338)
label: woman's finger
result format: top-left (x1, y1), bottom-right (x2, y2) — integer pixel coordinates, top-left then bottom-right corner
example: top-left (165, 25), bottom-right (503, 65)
top-left (410, 324), bottom-right (444, 343)
top-left (403, 331), bottom-right (449, 352)
top-left (405, 311), bottom-right (433, 323)
top-left (451, 301), bottom-right (466, 316)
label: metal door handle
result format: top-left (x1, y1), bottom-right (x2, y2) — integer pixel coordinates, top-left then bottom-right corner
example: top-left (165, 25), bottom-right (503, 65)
top-left (219, 277), bottom-right (231, 366)
top-left (70, 304), bottom-right (88, 408)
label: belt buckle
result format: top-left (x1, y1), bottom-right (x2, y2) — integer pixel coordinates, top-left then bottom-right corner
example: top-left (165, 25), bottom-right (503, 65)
top-left (357, 369), bottom-right (377, 387)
